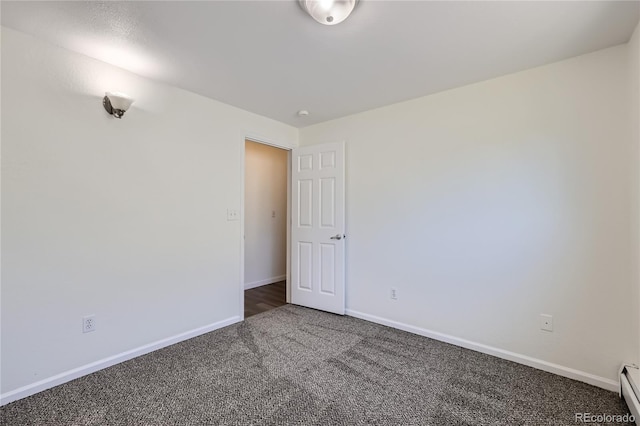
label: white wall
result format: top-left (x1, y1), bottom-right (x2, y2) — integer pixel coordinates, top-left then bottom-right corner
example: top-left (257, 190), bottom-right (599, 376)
top-left (244, 141), bottom-right (288, 289)
top-left (300, 44), bottom-right (638, 387)
top-left (630, 20), bottom-right (640, 369)
top-left (0, 27), bottom-right (298, 399)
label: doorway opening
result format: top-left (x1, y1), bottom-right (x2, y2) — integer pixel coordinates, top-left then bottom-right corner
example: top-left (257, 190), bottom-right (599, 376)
top-left (243, 140), bottom-right (289, 318)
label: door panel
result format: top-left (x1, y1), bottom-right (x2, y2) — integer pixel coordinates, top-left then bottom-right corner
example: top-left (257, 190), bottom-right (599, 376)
top-left (298, 180), bottom-right (313, 227)
top-left (298, 242), bottom-right (313, 290)
top-left (319, 243), bottom-right (336, 295)
top-left (291, 142), bottom-right (345, 315)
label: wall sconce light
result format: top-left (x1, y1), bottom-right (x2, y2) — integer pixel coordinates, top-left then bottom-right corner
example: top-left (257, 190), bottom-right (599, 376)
top-left (103, 92), bottom-right (134, 119)
top-left (298, 0), bottom-right (359, 25)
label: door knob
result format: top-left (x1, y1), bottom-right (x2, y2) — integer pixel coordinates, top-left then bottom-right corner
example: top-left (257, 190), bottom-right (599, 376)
top-left (330, 234), bottom-right (343, 240)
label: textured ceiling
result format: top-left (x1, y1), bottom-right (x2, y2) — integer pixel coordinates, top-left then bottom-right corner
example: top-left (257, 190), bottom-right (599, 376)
top-left (2, 1), bottom-right (639, 127)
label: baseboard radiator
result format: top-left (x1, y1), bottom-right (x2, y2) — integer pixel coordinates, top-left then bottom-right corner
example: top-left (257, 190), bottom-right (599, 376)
top-left (620, 364), bottom-right (640, 425)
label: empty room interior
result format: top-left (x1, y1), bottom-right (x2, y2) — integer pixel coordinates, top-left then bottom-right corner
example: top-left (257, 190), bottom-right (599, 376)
top-left (1, 1), bottom-right (640, 424)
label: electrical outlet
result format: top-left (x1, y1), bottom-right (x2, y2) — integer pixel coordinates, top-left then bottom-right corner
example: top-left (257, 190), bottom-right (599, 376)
top-left (227, 209), bottom-right (239, 221)
top-left (390, 287), bottom-right (398, 300)
top-left (272, 210), bottom-right (276, 218)
top-left (540, 314), bottom-right (553, 332)
top-left (83, 315), bottom-right (96, 333)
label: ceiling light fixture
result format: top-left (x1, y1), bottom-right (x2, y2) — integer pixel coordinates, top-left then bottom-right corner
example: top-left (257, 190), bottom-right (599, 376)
top-left (103, 92), bottom-right (134, 119)
top-left (298, 0), bottom-right (359, 25)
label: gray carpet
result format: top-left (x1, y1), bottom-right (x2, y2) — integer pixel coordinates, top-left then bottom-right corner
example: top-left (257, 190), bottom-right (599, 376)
top-left (0, 305), bottom-right (633, 425)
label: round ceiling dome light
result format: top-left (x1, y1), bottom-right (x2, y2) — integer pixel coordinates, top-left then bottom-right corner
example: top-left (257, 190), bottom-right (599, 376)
top-left (298, 0), bottom-right (359, 26)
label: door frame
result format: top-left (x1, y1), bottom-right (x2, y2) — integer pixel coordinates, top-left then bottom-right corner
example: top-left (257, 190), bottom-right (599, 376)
top-left (240, 133), bottom-right (294, 320)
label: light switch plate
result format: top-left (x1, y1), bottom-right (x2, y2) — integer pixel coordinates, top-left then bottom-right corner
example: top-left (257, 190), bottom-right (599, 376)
top-left (227, 209), bottom-right (239, 221)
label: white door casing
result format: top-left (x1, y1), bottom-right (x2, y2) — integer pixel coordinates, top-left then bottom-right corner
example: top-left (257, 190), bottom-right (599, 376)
top-left (291, 142), bottom-right (345, 315)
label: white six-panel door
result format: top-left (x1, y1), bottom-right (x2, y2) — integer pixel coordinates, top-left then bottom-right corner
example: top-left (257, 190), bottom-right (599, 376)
top-left (291, 142), bottom-right (345, 315)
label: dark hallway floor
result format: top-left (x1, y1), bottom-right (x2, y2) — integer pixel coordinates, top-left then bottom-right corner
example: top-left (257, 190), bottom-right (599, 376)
top-left (244, 280), bottom-right (287, 318)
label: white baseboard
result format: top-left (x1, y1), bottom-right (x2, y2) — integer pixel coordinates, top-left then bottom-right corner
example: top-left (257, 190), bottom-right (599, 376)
top-left (0, 316), bottom-right (241, 406)
top-left (346, 309), bottom-right (618, 392)
top-left (245, 275), bottom-right (286, 290)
